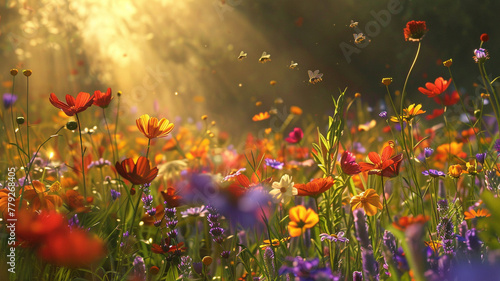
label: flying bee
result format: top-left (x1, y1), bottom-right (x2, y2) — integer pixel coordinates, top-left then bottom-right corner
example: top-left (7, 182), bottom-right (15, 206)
top-left (353, 33), bottom-right (366, 44)
top-left (258, 52), bottom-right (271, 63)
top-left (238, 51), bottom-right (247, 60)
top-left (289, 60), bottom-right (298, 69)
top-left (308, 70), bottom-right (323, 84)
top-left (349, 20), bottom-right (359, 28)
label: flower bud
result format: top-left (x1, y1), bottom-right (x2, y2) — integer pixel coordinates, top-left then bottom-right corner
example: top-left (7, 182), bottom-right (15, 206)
top-left (16, 116), bottom-right (25, 125)
top-left (443, 59), bottom-right (453, 67)
top-left (66, 121), bottom-right (78, 130)
top-left (480, 33), bottom-right (489, 42)
top-left (117, 91), bottom-right (122, 97)
top-left (22, 69), bottom-right (32, 77)
top-left (381, 78), bottom-right (393, 86)
top-left (10, 69), bottom-right (18, 76)
top-left (201, 115), bottom-right (208, 120)
top-left (202, 256), bottom-right (213, 266)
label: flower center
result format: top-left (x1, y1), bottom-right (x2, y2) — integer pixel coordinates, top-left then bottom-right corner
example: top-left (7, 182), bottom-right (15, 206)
top-left (280, 187), bottom-right (287, 193)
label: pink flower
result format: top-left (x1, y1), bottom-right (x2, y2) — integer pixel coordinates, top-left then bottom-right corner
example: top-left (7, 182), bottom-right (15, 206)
top-left (285, 127), bottom-right (303, 144)
top-left (340, 151), bottom-right (361, 175)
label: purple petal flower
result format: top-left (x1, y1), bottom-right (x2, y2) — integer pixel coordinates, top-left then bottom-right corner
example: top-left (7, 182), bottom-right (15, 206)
top-left (422, 169), bottom-right (445, 177)
top-left (379, 111), bottom-right (388, 118)
top-left (424, 147), bottom-right (434, 158)
top-left (3, 93), bottom-right (17, 109)
top-left (265, 158), bottom-right (284, 170)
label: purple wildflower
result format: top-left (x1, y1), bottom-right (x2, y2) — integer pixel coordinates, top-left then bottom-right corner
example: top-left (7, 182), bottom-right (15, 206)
top-left (222, 167), bottom-right (246, 182)
top-left (422, 169), bottom-right (446, 177)
top-left (379, 111), bottom-right (388, 118)
top-left (220, 250), bottom-right (231, 259)
top-left (354, 209), bottom-right (379, 280)
top-left (353, 271), bottom-right (363, 281)
top-left (319, 232), bottom-right (349, 243)
top-left (264, 247), bottom-right (276, 278)
top-left (181, 205), bottom-right (208, 218)
top-left (3, 93), bottom-right (17, 109)
top-left (87, 158), bottom-right (111, 169)
top-left (278, 256), bottom-right (335, 281)
top-left (178, 256), bottom-right (193, 278)
top-left (111, 189), bottom-right (121, 201)
top-left (265, 158), bottom-right (284, 170)
top-left (132, 256), bottom-right (146, 281)
top-left (473, 48), bottom-right (489, 63)
top-left (466, 228), bottom-right (482, 255)
top-left (437, 217), bottom-right (455, 256)
top-left (485, 169), bottom-right (500, 191)
top-left (424, 147), bottom-right (434, 158)
top-left (476, 152), bottom-right (486, 164)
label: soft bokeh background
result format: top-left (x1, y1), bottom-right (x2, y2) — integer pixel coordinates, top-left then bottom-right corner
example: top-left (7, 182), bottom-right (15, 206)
top-left (1, 0), bottom-right (498, 133)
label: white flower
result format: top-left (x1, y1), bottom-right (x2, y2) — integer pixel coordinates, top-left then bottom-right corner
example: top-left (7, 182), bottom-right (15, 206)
top-left (269, 174), bottom-right (297, 204)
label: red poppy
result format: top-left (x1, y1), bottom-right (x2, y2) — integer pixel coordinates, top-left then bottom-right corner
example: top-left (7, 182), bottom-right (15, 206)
top-left (434, 91), bottom-right (459, 106)
top-left (93, 88), bottom-right (113, 108)
top-left (359, 141), bottom-right (403, 177)
top-left (115, 156), bottom-right (158, 185)
top-left (425, 108), bottom-right (445, 120)
top-left (49, 92), bottom-right (94, 116)
top-left (37, 228), bottom-right (106, 268)
top-left (16, 210), bottom-right (66, 246)
top-left (480, 33), bottom-right (489, 42)
top-left (418, 77), bottom-right (452, 98)
top-left (294, 177), bottom-right (335, 197)
top-left (403, 20), bottom-right (428, 42)
top-left (340, 151), bottom-right (361, 175)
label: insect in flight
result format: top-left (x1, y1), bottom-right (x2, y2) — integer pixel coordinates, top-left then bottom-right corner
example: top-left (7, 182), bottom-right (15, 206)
top-left (353, 33), bottom-right (366, 44)
top-left (238, 51), bottom-right (247, 60)
top-left (308, 70), bottom-right (323, 84)
top-left (349, 20), bottom-right (359, 28)
top-left (259, 52), bottom-right (271, 63)
top-left (289, 61), bottom-right (298, 69)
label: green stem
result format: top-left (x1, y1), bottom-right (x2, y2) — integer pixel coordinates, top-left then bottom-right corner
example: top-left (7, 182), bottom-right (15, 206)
top-left (75, 113), bottom-right (87, 198)
top-left (103, 108), bottom-right (117, 165)
top-left (400, 42), bottom-right (421, 115)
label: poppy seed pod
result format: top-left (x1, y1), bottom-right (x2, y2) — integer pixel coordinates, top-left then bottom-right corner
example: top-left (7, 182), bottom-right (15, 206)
top-left (10, 69), bottom-right (18, 76)
top-left (16, 116), bottom-right (25, 125)
top-left (23, 69), bottom-right (32, 77)
top-left (66, 121), bottom-right (78, 130)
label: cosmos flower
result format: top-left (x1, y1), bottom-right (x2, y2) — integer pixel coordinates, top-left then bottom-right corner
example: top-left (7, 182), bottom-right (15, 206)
top-left (23, 180), bottom-right (63, 211)
top-left (294, 177), bottom-right (335, 197)
top-left (93, 88), bottom-right (113, 108)
top-left (359, 141), bottom-right (403, 178)
top-left (285, 127), bottom-right (304, 144)
top-left (269, 174), bottom-right (297, 204)
top-left (288, 205), bottom-right (319, 237)
top-left (252, 111), bottom-right (270, 121)
top-left (434, 90), bottom-right (460, 106)
top-left (403, 20), bottom-right (428, 42)
top-left (115, 156), bottom-right (158, 185)
top-left (49, 92), bottom-right (94, 116)
top-left (340, 150), bottom-right (362, 175)
top-left (418, 77), bottom-right (452, 98)
top-left (350, 189), bottom-right (383, 216)
top-left (464, 208), bottom-right (491, 220)
top-left (390, 104), bottom-right (426, 123)
top-left (136, 114), bottom-right (174, 139)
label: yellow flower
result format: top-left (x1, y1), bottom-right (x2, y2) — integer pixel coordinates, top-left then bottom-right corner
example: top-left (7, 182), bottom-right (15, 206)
top-left (390, 104), bottom-right (426, 123)
top-left (443, 59), bottom-right (453, 67)
top-left (350, 189), bottom-right (383, 216)
top-left (288, 205), bottom-right (319, 237)
top-left (259, 237), bottom-right (290, 250)
top-left (381, 78), bottom-right (393, 86)
top-left (136, 114), bottom-right (174, 139)
top-left (448, 164), bottom-right (463, 178)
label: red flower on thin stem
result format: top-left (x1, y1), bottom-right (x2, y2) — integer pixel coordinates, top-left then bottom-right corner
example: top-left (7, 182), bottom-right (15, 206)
top-left (359, 141), bottom-right (403, 177)
top-left (434, 91), bottom-right (460, 106)
top-left (404, 20), bottom-right (428, 42)
top-left (294, 177), bottom-right (335, 197)
top-left (93, 88), bottom-right (113, 108)
top-left (285, 127), bottom-right (303, 144)
top-left (115, 156), bottom-right (158, 185)
top-left (418, 77), bottom-right (452, 98)
top-left (480, 33), bottom-right (489, 42)
top-left (49, 92), bottom-right (94, 116)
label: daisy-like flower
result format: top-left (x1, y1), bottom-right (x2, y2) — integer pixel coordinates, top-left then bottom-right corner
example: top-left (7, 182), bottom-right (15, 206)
top-left (115, 156), bottom-right (159, 186)
top-left (136, 114), bottom-right (174, 139)
top-left (403, 20), bottom-right (428, 42)
top-left (294, 177), bottom-right (335, 197)
top-left (252, 112), bottom-right (270, 121)
top-left (269, 174), bottom-right (297, 204)
top-left (422, 169), bottom-right (446, 178)
top-left (93, 88), bottom-right (113, 108)
top-left (288, 205), bottom-right (319, 237)
top-left (349, 189), bottom-right (383, 216)
top-left (473, 48), bottom-right (489, 63)
top-left (181, 205), bottom-right (208, 218)
top-left (265, 158), bottom-right (284, 170)
top-left (49, 92), bottom-right (94, 116)
top-left (320, 232), bottom-right (349, 243)
top-left (418, 77), bottom-right (452, 98)
top-left (390, 104), bottom-right (426, 123)
top-left (464, 208), bottom-right (491, 220)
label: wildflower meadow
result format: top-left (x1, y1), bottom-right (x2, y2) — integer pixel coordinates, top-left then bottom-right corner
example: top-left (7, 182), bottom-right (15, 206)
top-left (2, 5), bottom-right (500, 281)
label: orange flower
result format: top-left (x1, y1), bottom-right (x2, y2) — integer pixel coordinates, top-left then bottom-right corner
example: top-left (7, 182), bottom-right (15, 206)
top-left (392, 214), bottom-right (429, 231)
top-left (290, 106), bottom-right (303, 115)
top-left (418, 77), bottom-right (452, 98)
top-left (288, 205), bottom-right (319, 237)
top-left (49, 92), bottom-right (94, 116)
top-left (294, 177), bottom-right (335, 197)
top-left (464, 208), bottom-right (491, 220)
top-left (359, 141), bottom-right (403, 178)
top-left (64, 190), bottom-right (90, 213)
top-left (350, 189), bottom-right (383, 216)
top-left (252, 112), bottom-right (270, 121)
top-left (161, 187), bottom-right (183, 207)
top-left (390, 104), bottom-right (426, 122)
top-left (136, 114), bottom-right (174, 139)
top-left (93, 88), bottom-right (113, 108)
top-left (435, 142), bottom-right (466, 162)
top-left (448, 164), bottom-right (463, 178)
top-left (115, 156), bottom-right (159, 185)
top-left (23, 180), bottom-right (63, 211)
top-left (403, 20), bottom-right (428, 42)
